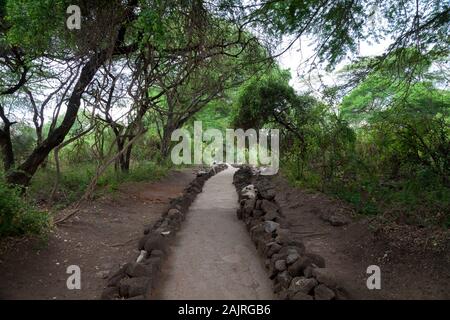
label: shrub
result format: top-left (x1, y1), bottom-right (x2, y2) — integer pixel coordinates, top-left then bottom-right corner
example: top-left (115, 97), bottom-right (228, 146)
top-left (0, 181), bottom-right (49, 238)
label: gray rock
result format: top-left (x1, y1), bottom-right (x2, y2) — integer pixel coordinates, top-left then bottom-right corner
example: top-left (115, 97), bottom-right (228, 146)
top-left (243, 199), bottom-right (256, 216)
top-left (150, 249), bottom-right (164, 258)
top-left (286, 253), bottom-right (300, 265)
top-left (126, 263), bottom-right (153, 278)
top-left (288, 277), bottom-right (318, 294)
top-left (304, 266), bottom-right (314, 278)
top-left (291, 292), bottom-right (314, 300)
top-left (260, 188), bottom-right (276, 201)
top-left (106, 264), bottom-right (129, 287)
top-left (101, 286), bottom-right (119, 300)
top-left (287, 256), bottom-right (312, 277)
top-left (276, 270), bottom-right (292, 289)
top-left (266, 242), bottom-right (282, 257)
top-left (253, 209), bottom-right (264, 218)
top-left (274, 260), bottom-right (287, 272)
top-left (264, 221), bottom-right (280, 233)
top-left (312, 268), bottom-right (337, 288)
top-left (314, 284), bottom-right (335, 300)
top-left (119, 276), bottom-right (152, 298)
top-left (260, 200), bottom-right (279, 216)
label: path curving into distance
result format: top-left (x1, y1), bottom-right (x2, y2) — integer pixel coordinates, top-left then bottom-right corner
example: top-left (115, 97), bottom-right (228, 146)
top-left (157, 166), bottom-right (273, 299)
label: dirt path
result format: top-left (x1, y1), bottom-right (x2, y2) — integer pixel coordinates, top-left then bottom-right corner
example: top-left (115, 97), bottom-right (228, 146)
top-left (157, 167), bottom-right (273, 300)
top-left (271, 174), bottom-right (450, 299)
top-left (0, 169), bottom-right (195, 300)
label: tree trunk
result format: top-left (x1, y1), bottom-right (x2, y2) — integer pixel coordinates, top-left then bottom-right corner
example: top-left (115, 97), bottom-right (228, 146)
top-left (5, 51), bottom-right (108, 187)
top-left (0, 124), bottom-right (15, 173)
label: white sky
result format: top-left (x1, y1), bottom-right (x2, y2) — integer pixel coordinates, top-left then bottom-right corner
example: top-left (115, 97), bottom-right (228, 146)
top-left (276, 35), bottom-right (393, 93)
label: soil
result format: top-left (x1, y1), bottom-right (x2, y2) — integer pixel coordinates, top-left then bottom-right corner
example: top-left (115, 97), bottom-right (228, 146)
top-left (156, 167), bottom-right (273, 300)
top-left (1, 167), bottom-right (448, 300)
top-left (271, 174), bottom-right (450, 299)
top-left (0, 168), bottom-right (195, 300)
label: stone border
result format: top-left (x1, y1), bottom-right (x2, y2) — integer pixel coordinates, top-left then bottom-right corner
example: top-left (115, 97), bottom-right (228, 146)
top-left (233, 166), bottom-right (348, 300)
top-left (101, 164), bottom-right (228, 300)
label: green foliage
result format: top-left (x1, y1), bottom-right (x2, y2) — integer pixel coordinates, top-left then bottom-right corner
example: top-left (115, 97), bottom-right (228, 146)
top-left (0, 180), bottom-right (49, 237)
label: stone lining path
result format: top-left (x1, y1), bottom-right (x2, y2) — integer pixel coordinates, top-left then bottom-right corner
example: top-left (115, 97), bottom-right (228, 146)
top-left (158, 166), bottom-right (273, 299)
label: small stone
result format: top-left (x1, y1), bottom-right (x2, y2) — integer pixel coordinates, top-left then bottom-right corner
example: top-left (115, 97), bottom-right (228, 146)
top-left (266, 243), bottom-right (282, 257)
top-left (287, 256), bottom-right (312, 277)
top-left (101, 286), bottom-right (119, 300)
top-left (119, 277), bottom-right (152, 298)
top-left (314, 284), bottom-right (335, 300)
top-left (291, 292), bottom-right (313, 300)
top-left (276, 270), bottom-right (292, 289)
top-left (286, 253), bottom-right (300, 265)
top-left (260, 200), bottom-right (279, 216)
top-left (126, 263), bottom-right (153, 278)
top-left (304, 266), bottom-right (314, 278)
top-left (312, 268), bottom-right (337, 288)
top-left (274, 260), bottom-right (287, 272)
top-left (289, 277), bottom-right (318, 294)
top-left (264, 221), bottom-right (280, 233)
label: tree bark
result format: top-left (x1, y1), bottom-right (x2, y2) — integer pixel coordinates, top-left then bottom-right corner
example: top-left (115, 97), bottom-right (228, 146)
top-left (5, 51), bottom-right (109, 187)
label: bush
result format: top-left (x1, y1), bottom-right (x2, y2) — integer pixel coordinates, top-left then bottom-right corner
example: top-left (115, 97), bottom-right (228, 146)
top-left (0, 181), bottom-right (49, 238)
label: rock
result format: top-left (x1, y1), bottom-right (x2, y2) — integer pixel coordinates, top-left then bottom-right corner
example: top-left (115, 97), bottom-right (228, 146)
top-left (278, 290), bottom-right (290, 300)
top-left (260, 200), bottom-right (279, 216)
top-left (264, 221), bottom-right (280, 233)
top-left (288, 277), bottom-right (318, 294)
top-left (101, 286), bottom-right (120, 300)
top-left (107, 264), bottom-right (129, 287)
top-left (119, 277), bottom-right (152, 298)
top-left (142, 234), bottom-right (167, 253)
top-left (291, 292), bottom-right (314, 300)
top-left (150, 250), bottom-right (164, 258)
top-left (286, 253), bottom-right (300, 265)
top-left (142, 257), bottom-right (162, 272)
top-left (314, 284), bottom-right (335, 300)
top-left (273, 282), bottom-right (283, 294)
top-left (127, 295), bottom-right (145, 300)
top-left (305, 252), bottom-right (326, 268)
top-left (243, 199), bottom-right (256, 216)
top-left (287, 256), bottom-right (312, 277)
top-left (260, 188), bottom-right (276, 201)
top-left (274, 260), bottom-right (287, 272)
top-left (304, 266), bottom-right (314, 278)
top-left (276, 270), bottom-right (292, 289)
top-left (253, 209), bottom-right (264, 218)
top-left (241, 185), bottom-right (257, 200)
top-left (264, 211), bottom-right (279, 222)
top-left (275, 229), bottom-right (294, 245)
top-left (266, 242), bottom-right (282, 257)
top-left (125, 263), bottom-right (153, 278)
top-left (312, 268), bottom-right (337, 288)
top-left (167, 208), bottom-right (183, 222)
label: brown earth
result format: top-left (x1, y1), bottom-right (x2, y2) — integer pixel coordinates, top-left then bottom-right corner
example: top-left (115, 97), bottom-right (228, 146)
top-left (272, 174), bottom-right (450, 299)
top-left (0, 168), bottom-right (195, 300)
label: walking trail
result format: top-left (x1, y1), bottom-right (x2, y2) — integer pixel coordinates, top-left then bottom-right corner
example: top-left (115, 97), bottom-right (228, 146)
top-left (157, 166), bottom-right (273, 299)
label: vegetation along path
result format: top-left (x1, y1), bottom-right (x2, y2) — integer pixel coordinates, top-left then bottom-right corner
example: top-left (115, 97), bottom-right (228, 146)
top-left (157, 166), bottom-right (273, 299)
